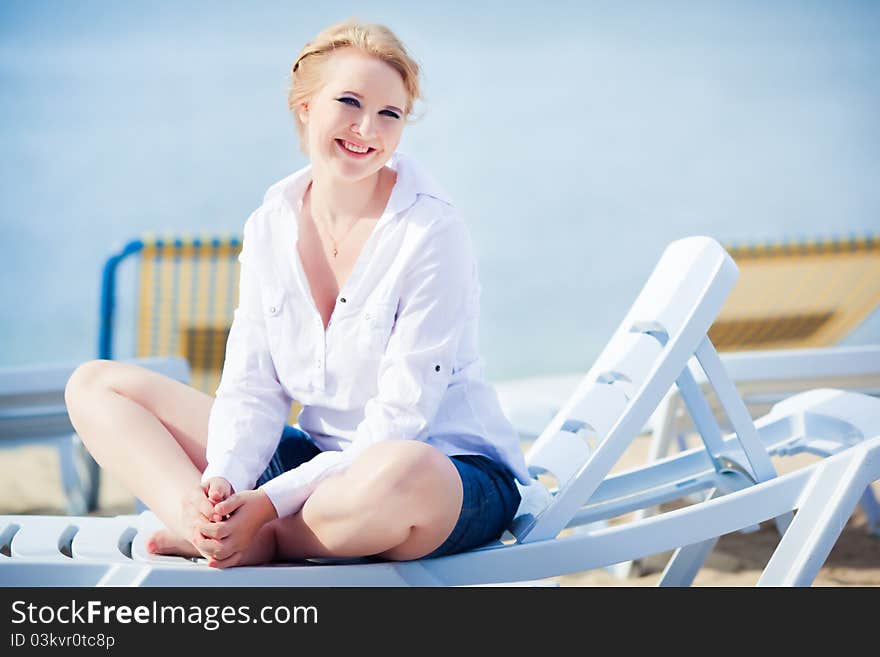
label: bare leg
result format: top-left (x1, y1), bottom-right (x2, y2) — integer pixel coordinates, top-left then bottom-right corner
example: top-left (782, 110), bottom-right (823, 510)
top-left (238, 441), bottom-right (464, 565)
top-left (65, 359), bottom-right (214, 550)
top-left (66, 362), bottom-right (463, 566)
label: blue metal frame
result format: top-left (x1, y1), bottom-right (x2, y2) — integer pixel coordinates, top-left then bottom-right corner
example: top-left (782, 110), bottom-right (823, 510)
top-left (98, 238), bottom-right (145, 360)
top-left (97, 235), bottom-right (243, 360)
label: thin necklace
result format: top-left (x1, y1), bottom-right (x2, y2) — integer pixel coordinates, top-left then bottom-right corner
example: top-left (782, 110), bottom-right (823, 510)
top-left (309, 175), bottom-right (380, 258)
top-left (322, 217), bottom-right (359, 258)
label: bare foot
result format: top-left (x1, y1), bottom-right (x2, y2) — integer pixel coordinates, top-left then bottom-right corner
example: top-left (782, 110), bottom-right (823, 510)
top-left (213, 522), bottom-right (278, 568)
top-left (146, 528), bottom-right (201, 558)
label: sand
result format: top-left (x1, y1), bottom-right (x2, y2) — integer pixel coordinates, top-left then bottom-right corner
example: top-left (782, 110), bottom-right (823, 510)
top-left (1, 435), bottom-right (878, 586)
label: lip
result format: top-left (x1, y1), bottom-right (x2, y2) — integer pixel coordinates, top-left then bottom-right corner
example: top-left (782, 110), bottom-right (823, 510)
top-left (335, 138), bottom-right (376, 159)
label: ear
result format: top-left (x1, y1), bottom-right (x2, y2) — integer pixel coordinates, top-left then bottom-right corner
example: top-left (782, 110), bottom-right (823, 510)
top-left (297, 102), bottom-right (309, 124)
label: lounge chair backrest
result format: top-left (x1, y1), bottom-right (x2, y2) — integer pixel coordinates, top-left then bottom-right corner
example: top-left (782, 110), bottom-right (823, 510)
top-left (516, 237), bottom-right (740, 542)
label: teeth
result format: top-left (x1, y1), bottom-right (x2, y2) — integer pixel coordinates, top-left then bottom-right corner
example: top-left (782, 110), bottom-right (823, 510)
top-left (341, 140), bottom-right (370, 154)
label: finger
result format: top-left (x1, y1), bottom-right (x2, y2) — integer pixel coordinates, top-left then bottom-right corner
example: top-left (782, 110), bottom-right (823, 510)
top-left (199, 501), bottom-right (216, 519)
top-left (203, 536), bottom-right (236, 562)
top-left (192, 531), bottom-right (222, 558)
top-left (197, 520), bottom-right (232, 540)
top-left (207, 480), bottom-right (230, 503)
top-left (212, 494), bottom-right (245, 517)
top-left (190, 491), bottom-right (216, 518)
top-left (208, 551), bottom-right (242, 569)
top-left (190, 529), bottom-right (208, 554)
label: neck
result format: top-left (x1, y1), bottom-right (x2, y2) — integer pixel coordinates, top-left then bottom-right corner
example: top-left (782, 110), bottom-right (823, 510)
top-left (306, 164), bottom-right (385, 231)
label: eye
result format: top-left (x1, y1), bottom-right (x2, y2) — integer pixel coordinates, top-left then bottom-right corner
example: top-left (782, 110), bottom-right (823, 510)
top-left (380, 110), bottom-right (401, 119)
top-left (337, 97), bottom-right (360, 107)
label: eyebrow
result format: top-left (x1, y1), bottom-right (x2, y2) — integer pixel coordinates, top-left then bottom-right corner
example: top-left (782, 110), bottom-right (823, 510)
top-left (340, 90), bottom-right (403, 115)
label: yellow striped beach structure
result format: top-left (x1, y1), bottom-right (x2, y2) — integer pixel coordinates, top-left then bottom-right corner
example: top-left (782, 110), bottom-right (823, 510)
top-left (710, 233), bottom-right (879, 351)
top-left (98, 234), bottom-right (302, 424)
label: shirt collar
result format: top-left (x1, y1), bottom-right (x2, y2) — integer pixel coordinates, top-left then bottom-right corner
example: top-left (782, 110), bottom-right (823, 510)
top-left (268, 150), bottom-right (453, 219)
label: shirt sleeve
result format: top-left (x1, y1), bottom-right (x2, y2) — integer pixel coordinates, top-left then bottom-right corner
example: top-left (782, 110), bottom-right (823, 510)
top-left (259, 212), bottom-right (474, 518)
top-left (200, 212), bottom-right (292, 495)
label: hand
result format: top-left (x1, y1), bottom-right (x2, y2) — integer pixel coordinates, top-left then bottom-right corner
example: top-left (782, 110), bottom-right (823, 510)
top-left (195, 489), bottom-right (278, 568)
top-left (204, 476), bottom-right (233, 505)
top-left (181, 477), bottom-right (232, 559)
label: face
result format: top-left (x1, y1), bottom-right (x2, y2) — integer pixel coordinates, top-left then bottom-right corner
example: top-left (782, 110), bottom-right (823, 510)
top-left (298, 48), bottom-right (409, 182)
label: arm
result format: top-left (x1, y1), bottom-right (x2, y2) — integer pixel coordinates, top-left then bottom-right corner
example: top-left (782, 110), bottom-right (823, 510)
top-left (257, 213), bottom-right (476, 518)
top-left (200, 212), bottom-right (293, 496)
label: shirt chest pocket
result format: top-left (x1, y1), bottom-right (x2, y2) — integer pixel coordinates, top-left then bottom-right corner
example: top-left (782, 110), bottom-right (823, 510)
top-left (262, 285), bottom-right (287, 347)
top-left (354, 301), bottom-right (397, 354)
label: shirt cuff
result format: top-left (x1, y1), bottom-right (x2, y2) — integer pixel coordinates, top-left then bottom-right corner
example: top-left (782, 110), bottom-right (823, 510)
top-left (201, 454), bottom-right (253, 496)
top-left (258, 476), bottom-right (313, 519)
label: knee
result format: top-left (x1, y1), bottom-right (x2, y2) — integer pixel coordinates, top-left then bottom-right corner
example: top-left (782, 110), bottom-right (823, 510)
top-left (302, 443), bottom-right (460, 555)
top-left (64, 359), bottom-right (114, 410)
top-left (305, 442), bottom-right (440, 521)
top-left (349, 441), bottom-right (455, 507)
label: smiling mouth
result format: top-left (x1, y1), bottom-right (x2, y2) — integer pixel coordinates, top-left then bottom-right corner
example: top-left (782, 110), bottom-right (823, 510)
top-left (335, 139), bottom-right (376, 157)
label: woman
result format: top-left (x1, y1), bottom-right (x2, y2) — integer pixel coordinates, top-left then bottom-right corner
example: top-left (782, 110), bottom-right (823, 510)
top-left (65, 18), bottom-right (531, 568)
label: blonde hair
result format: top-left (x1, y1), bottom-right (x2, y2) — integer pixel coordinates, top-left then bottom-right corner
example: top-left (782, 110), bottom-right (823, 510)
top-left (288, 18), bottom-right (422, 154)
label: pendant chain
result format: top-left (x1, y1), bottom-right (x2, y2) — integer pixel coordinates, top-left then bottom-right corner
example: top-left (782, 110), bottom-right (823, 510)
top-left (320, 217), bottom-right (360, 258)
top-left (309, 176), bottom-right (381, 258)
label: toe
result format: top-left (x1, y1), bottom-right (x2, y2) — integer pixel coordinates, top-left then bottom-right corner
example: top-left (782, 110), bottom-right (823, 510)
top-left (147, 529), bottom-right (199, 557)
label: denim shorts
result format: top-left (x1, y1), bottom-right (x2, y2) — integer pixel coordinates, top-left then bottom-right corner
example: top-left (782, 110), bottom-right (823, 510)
top-left (255, 425), bottom-right (521, 559)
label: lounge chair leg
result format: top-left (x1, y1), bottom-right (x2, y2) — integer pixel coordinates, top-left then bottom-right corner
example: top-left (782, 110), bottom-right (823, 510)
top-left (656, 487), bottom-right (724, 585)
top-left (80, 441), bottom-right (102, 512)
top-left (617, 392), bottom-right (681, 577)
top-left (70, 433), bottom-right (101, 513)
top-left (646, 390), bottom-right (680, 462)
top-left (758, 451), bottom-right (870, 586)
top-left (674, 432), bottom-right (689, 453)
top-left (859, 486), bottom-right (880, 536)
top-left (658, 537), bottom-right (720, 587)
top-left (656, 481), bottom-right (770, 585)
top-left (59, 436), bottom-right (87, 516)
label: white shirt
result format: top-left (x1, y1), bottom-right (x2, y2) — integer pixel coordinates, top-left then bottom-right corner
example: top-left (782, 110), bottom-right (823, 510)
top-left (201, 151), bottom-right (533, 518)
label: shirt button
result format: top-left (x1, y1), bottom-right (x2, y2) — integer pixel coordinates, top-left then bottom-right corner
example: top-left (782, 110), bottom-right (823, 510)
top-left (340, 297), bottom-right (346, 303)
top-left (269, 306), bottom-right (276, 314)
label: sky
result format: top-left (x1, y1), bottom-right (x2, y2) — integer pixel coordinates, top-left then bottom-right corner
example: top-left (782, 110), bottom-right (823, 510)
top-left (1, 1), bottom-right (878, 379)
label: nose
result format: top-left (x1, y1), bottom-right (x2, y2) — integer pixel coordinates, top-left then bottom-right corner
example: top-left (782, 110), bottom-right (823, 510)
top-left (351, 113), bottom-right (377, 142)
